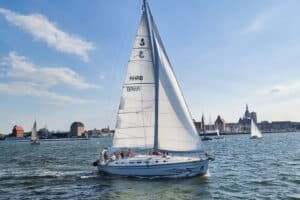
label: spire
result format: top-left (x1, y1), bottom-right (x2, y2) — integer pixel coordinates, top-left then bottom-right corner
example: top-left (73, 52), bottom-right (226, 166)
top-left (201, 114), bottom-right (205, 132)
top-left (143, 0), bottom-right (147, 11)
top-left (244, 104), bottom-right (250, 119)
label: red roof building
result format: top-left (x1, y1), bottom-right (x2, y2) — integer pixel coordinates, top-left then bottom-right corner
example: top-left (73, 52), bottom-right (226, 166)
top-left (12, 125), bottom-right (24, 138)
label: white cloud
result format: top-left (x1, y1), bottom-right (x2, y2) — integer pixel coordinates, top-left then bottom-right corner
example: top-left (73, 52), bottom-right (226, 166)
top-left (1, 51), bottom-right (98, 89)
top-left (243, 7), bottom-right (278, 34)
top-left (245, 14), bottom-right (269, 33)
top-left (266, 81), bottom-right (300, 96)
top-left (0, 82), bottom-right (94, 104)
top-left (256, 80), bottom-right (300, 97)
top-left (0, 8), bottom-right (95, 62)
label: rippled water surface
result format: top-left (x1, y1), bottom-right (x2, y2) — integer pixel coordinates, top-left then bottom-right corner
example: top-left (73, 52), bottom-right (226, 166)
top-left (0, 133), bottom-right (299, 199)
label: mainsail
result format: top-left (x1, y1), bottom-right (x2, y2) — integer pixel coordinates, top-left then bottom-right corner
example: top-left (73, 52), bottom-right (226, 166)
top-left (113, 11), bottom-right (155, 149)
top-left (31, 120), bottom-right (37, 141)
top-left (112, 1), bottom-right (203, 152)
top-left (251, 119), bottom-right (262, 138)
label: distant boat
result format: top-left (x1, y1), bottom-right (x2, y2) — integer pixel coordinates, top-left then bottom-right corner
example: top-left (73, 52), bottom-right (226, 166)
top-left (199, 114), bottom-right (213, 140)
top-left (201, 136), bottom-right (213, 141)
top-left (214, 129), bottom-right (224, 139)
top-left (30, 120), bottom-right (40, 145)
top-left (250, 119), bottom-right (262, 139)
top-left (94, 0), bottom-right (213, 178)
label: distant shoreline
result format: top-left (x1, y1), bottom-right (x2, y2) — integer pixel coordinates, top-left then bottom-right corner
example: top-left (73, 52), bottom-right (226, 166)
top-left (200, 130), bottom-right (299, 136)
top-left (1, 137), bottom-right (112, 142)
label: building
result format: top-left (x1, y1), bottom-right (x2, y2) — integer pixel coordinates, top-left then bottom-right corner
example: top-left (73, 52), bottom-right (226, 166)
top-left (51, 131), bottom-right (69, 138)
top-left (237, 104), bottom-right (258, 132)
top-left (37, 128), bottom-right (50, 139)
top-left (225, 123), bottom-right (241, 133)
top-left (194, 115), bottom-right (212, 134)
top-left (70, 122), bottom-right (85, 137)
top-left (87, 129), bottom-right (101, 137)
top-left (258, 121), bottom-right (299, 132)
top-left (194, 115), bottom-right (225, 134)
top-left (215, 115), bottom-right (226, 132)
top-left (193, 119), bottom-right (202, 134)
top-left (100, 126), bottom-right (113, 136)
top-left (12, 125), bottom-right (24, 138)
top-left (240, 104), bottom-right (257, 123)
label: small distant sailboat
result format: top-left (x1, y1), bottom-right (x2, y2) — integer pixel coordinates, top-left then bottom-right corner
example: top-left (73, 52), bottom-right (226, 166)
top-left (250, 119), bottom-right (262, 139)
top-left (214, 129), bottom-right (224, 139)
top-left (200, 114), bottom-right (212, 141)
top-left (30, 120), bottom-right (40, 145)
top-left (94, 0), bottom-right (213, 178)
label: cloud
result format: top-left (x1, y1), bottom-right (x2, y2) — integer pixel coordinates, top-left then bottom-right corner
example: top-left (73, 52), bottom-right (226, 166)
top-left (270, 88), bottom-right (280, 94)
top-left (245, 14), bottom-right (270, 33)
top-left (1, 51), bottom-right (98, 89)
top-left (243, 7), bottom-right (278, 34)
top-left (258, 80), bottom-right (300, 96)
top-left (269, 81), bottom-right (300, 95)
top-left (0, 8), bottom-right (95, 62)
top-left (0, 82), bottom-right (94, 104)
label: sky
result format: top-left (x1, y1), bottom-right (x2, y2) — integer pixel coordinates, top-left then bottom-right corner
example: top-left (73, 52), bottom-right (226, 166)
top-left (1, 0), bottom-right (300, 134)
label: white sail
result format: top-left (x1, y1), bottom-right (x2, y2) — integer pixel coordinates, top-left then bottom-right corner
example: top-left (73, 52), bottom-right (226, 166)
top-left (112, 1), bottom-right (203, 152)
top-left (251, 119), bottom-right (262, 138)
top-left (216, 129), bottom-right (220, 136)
top-left (152, 20), bottom-right (203, 152)
top-left (112, 11), bottom-right (155, 149)
top-left (31, 120), bottom-right (37, 141)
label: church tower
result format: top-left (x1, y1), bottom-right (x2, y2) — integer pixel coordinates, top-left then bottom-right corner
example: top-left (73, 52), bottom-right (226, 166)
top-left (244, 104), bottom-right (250, 118)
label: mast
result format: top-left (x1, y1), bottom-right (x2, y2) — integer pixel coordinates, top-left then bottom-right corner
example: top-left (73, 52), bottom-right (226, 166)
top-left (201, 114), bottom-right (205, 134)
top-left (143, 0), bottom-right (159, 151)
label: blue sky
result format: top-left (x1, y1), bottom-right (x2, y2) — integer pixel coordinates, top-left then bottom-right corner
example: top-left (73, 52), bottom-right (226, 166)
top-left (1, 0), bottom-right (300, 134)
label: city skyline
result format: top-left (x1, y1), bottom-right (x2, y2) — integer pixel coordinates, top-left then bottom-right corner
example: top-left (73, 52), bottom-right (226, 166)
top-left (1, 0), bottom-right (300, 133)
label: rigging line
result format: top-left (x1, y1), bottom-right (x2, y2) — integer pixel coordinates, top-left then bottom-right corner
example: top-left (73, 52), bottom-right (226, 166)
top-left (144, 0), bottom-right (159, 152)
top-left (129, 60), bottom-right (153, 64)
top-left (118, 111), bottom-right (153, 115)
top-left (115, 134), bottom-right (150, 139)
top-left (132, 47), bottom-right (150, 50)
top-left (123, 83), bottom-right (154, 86)
top-left (140, 37), bottom-right (147, 150)
top-left (117, 125), bottom-right (154, 129)
top-left (129, 59), bottom-right (152, 62)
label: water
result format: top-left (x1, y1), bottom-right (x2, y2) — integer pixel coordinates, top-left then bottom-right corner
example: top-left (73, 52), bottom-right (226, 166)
top-left (0, 133), bottom-right (299, 200)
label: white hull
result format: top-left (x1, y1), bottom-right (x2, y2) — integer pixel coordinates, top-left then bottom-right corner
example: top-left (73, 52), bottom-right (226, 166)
top-left (97, 155), bottom-right (209, 178)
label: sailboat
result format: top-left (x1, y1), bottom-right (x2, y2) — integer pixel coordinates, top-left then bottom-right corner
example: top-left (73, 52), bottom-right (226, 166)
top-left (94, 0), bottom-right (213, 178)
top-left (30, 120), bottom-right (40, 145)
top-left (214, 128), bottom-right (224, 139)
top-left (250, 119), bottom-right (262, 139)
top-left (200, 115), bottom-right (212, 141)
